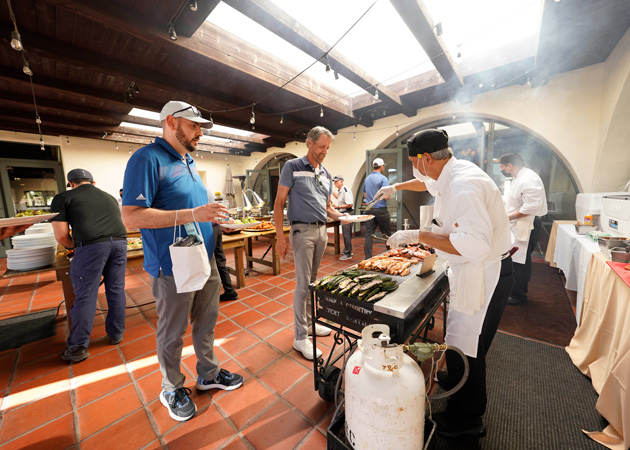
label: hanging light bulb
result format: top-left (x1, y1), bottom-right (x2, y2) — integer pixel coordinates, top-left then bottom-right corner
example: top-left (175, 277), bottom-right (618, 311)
top-left (196, 151), bottom-right (199, 157)
top-left (200, 153), bottom-right (203, 158)
top-left (23, 61), bottom-right (33, 76)
top-left (115, 142), bottom-right (119, 150)
top-left (325, 54), bottom-right (332, 73)
top-left (250, 106), bottom-right (255, 124)
top-left (353, 133), bottom-right (356, 141)
top-left (10, 30), bottom-right (23, 51)
top-left (39, 138), bottom-right (45, 150)
top-left (396, 126), bottom-right (399, 137)
top-left (373, 89), bottom-right (379, 100)
top-left (35, 115), bottom-right (41, 124)
top-left (66, 136), bottom-right (70, 145)
top-left (168, 23), bottom-right (177, 41)
top-left (280, 114), bottom-right (284, 124)
top-left (456, 45), bottom-right (462, 59)
top-left (189, 0), bottom-right (198, 11)
top-left (129, 148), bottom-right (132, 154)
top-left (320, 105), bottom-right (324, 117)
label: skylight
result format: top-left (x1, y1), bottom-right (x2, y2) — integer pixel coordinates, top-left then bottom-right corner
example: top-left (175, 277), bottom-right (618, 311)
top-left (206, 0), bottom-right (542, 98)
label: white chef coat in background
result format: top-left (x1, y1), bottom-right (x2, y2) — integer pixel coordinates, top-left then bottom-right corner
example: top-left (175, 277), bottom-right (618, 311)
top-left (424, 157), bottom-right (512, 357)
top-left (504, 167), bottom-right (547, 264)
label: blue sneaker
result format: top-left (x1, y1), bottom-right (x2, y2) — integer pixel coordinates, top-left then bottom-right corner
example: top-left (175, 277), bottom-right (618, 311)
top-left (197, 369), bottom-right (243, 391)
top-left (160, 387), bottom-right (196, 421)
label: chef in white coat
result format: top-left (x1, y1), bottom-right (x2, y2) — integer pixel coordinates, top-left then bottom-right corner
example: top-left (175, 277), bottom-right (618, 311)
top-left (499, 153), bottom-right (547, 305)
top-left (378, 128), bottom-right (514, 439)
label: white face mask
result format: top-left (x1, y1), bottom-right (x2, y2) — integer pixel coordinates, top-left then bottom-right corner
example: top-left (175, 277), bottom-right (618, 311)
top-left (413, 156), bottom-right (432, 182)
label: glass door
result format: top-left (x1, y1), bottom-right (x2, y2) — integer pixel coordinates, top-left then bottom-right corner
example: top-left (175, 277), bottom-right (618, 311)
top-left (0, 159), bottom-right (65, 257)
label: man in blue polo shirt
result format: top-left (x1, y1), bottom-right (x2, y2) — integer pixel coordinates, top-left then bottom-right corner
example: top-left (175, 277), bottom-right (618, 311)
top-left (363, 157), bottom-right (392, 259)
top-left (122, 101), bottom-right (243, 422)
top-left (273, 126), bottom-right (350, 360)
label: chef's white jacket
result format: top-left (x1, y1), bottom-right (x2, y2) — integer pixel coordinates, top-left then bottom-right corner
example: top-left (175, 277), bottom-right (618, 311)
top-left (424, 158), bottom-right (512, 357)
top-left (504, 167), bottom-right (547, 264)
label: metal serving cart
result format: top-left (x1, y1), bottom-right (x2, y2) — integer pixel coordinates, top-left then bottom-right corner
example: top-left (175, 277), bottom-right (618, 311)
top-left (309, 256), bottom-right (450, 401)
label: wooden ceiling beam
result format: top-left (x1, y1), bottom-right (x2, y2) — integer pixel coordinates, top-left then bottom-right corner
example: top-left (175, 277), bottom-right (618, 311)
top-left (40, 0), bottom-right (355, 120)
top-left (389, 0), bottom-right (463, 88)
top-left (175, 0), bottom-right (222, 37)
top-left (223, 0), bottom-right (416, 118)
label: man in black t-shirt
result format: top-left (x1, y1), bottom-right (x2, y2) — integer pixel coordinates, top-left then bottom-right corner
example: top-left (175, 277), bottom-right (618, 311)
top-left (50, 168), bottom-right (128, 363)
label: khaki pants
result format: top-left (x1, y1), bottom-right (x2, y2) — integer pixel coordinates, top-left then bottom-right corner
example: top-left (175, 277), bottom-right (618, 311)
top-left (289, 223), bottom-right (328, 341)
top-left (150, 256), bottom-right (220, 391)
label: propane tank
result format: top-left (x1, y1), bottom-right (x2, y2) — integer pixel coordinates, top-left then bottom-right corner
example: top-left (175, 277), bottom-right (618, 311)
top-left (345, 324), bottom-right (425, 450)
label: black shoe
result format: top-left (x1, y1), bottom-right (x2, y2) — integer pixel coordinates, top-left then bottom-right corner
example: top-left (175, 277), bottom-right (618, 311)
top-left (197, 369), bottom-right (243, 391)
top-left (433, 411), bottom-right (486, 438)
top-left (110, 335), bottom-right (124, 345)
top-left (61, 347), bottom-right (89, 363)
top-left (220, 290), bottom-right (239, 301)
top-left (507, 296), bottom-right (527, 305)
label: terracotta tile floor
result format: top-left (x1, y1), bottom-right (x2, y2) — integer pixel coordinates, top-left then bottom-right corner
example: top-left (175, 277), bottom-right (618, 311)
top-left (0, 234), bottom-right (444, 450)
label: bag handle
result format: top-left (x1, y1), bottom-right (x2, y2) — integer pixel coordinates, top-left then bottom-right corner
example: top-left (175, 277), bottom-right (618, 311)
top-left (172, 210), bottom-right (180, 244)
top-left (172, 208), bottom-right (205, 244)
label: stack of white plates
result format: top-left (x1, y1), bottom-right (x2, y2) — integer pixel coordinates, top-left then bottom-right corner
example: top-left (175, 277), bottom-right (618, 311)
top-left (25, 223), bottom-right (54, 235)
top-left (6, 245), bottom-right (57, 271)
top-left (11, 233), bottom-right (58, 249)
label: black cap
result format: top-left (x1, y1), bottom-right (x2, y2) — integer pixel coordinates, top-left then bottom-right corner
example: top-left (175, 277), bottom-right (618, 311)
top-left (66, 168), bottom-right (93, 187)
top-left (407, 129), bottom-right (449, 157)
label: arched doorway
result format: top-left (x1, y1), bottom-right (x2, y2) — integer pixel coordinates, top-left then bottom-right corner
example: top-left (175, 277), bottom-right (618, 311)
top-left (364, 116), bottom-right (579, 236)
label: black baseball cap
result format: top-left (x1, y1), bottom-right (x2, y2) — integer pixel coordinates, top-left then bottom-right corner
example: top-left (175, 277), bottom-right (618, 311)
top-left (66, 168), bottom-right (93, 187)
top-left (407, 129), bottom-right (449, 157)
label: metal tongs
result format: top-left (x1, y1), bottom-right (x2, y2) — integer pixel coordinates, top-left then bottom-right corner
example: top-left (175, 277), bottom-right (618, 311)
top-left (364, 192), bottom-right (385, 211)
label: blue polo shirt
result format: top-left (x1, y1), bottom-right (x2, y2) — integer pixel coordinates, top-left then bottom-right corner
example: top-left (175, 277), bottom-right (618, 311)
top-left (122, 137), bottom-right (214, 277)
top-left (278, 156), bottom-right (332, 223)
top-left (363, 171), bottom-right (389, 208)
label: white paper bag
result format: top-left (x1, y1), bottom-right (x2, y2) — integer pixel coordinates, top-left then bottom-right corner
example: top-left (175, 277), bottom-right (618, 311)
top-left (169, 216), bottom-right (211, 293)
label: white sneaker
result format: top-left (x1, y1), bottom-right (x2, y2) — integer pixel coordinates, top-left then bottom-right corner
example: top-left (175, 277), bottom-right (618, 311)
top-left (308, 324), bottom-right (332, 337)
top-left (339, 254), bottom-right (353, 261)
top-left (293, 338), bottom-right (322, 360)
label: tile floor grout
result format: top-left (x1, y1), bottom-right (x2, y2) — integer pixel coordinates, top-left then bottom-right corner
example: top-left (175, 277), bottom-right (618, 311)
top-left (0, 234), bottom-right (441, 449)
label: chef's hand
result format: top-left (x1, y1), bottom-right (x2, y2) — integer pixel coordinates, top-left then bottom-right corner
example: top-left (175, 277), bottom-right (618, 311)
top-left (194, 202), bottom-right (230, 223)
top-left (375, 185), bottom-right (397, 200)
top-left (386, 230), bottom-right (420, 249)
top-left (277, 235), bottom-right (289, 260)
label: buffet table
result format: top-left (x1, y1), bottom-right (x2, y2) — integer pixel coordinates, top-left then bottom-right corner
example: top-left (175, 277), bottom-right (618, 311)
top-left (566, 253), bottom-right (630, 450)
top-left (553, 223), bottom-right (600, 323)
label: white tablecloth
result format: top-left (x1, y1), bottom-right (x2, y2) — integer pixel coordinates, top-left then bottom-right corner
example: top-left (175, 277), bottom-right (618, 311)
top-left (553, 224), bottom-right (600, 323)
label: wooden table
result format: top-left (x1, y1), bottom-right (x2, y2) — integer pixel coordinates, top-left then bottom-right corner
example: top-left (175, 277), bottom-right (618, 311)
top-left (2, 249), bottom-right (144, 328)
top-left (220, 232), bottom-right (247, 288)
top-left (326, 219), bottom-right (341, 255)
top-left (242, 227), bottom-right (291, 275)
top-left (2, 234), bottom-right (249, 325)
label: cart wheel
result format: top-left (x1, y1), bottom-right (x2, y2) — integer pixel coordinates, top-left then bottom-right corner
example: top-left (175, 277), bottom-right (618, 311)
top-left (318, 365), bottom-right (341, 402)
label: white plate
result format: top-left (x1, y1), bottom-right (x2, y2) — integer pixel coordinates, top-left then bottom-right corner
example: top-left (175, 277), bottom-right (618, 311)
top-left (220, 221), bottom-right (262, 230)
top-left (341, 215), bottom-right (375, 223)
top-left (0, 213), bottom-right (59, 228)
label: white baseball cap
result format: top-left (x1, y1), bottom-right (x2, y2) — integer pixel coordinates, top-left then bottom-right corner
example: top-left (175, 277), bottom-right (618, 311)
top-left (373, 157), bottom-right (385, 167)
top-left (159, 101), bottom-right (213, 127)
